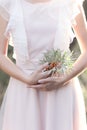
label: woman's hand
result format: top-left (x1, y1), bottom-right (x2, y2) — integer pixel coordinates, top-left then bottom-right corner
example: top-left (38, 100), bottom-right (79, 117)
top-left (26, 63), bottom-right (52, 85)
top-left (29, 75), bottom-right (70, 91)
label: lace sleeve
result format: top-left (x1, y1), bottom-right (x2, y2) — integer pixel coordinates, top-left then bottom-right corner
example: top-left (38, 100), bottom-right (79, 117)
top-left (0, 0), bottom-right (14, 21)
top-left (66, 0), bottom-right (85, 25)
top-left (0, 0), bottom-right (17, 46)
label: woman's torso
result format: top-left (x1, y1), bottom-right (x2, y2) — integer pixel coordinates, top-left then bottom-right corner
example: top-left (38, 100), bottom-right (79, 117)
top-left (9, 0), bottom-right (74, 73)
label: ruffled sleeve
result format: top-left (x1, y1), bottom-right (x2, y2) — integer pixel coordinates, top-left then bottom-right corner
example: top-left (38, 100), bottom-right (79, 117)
top-left (48, 0), bottom-right (85, 25)
top-left (47, 0), bottom-right (85, 51)
top-left (0, 0), bottom-right (14, 21)
top-left (65, 0), bottom-right (85, 25)
top-left (0, 0), bottom-right (17, 47)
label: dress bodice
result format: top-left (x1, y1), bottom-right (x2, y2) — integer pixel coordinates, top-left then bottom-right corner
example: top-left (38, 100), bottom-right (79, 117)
top-left (22, 0), bottom-right (59, 60)
top-left (0, 0), bottom-right (84, 73)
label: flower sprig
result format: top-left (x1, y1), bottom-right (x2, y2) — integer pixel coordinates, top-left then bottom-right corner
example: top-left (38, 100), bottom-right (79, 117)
top-left (40, 49), bottom-right (76, 75)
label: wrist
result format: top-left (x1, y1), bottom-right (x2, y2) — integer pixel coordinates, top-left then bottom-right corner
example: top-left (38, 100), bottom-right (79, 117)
top-left (20, 72), bottom-right (32, 85)
top-left (62, 71), bottom-right (73, 83)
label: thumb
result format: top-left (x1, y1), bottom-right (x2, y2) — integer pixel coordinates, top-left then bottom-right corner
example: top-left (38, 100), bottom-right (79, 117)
top-left (37, 62), bottom-right (49, 73)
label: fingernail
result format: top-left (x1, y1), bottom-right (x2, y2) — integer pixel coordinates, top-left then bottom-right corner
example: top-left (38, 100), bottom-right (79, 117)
top-left (38, 80), bottom-right (42, 83)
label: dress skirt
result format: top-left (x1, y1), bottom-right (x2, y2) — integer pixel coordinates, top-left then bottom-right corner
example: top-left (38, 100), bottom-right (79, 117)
top-left (0, 76), bottom-right (86, 130)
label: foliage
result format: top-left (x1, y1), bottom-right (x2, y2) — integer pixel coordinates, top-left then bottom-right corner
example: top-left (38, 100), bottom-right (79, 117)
top-left (40, 49), bottom-right (76, 75)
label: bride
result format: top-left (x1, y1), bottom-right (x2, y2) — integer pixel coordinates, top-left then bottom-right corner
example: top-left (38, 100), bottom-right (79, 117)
top-left (0, 0), bottom-right (87, 129)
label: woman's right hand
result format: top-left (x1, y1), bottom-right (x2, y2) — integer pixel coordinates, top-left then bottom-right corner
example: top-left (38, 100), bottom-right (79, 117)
top-left (26, 63), bottom-right (52, 85)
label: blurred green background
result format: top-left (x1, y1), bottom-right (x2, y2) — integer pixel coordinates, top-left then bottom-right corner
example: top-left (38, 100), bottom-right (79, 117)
top-left (0, 0), bottom-right (87, 118)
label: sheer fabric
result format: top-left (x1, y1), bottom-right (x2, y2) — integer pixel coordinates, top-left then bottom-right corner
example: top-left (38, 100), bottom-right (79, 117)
top-left (0, 0), bottom-right (85, 59)
top-left (0, 0), bottom-right (85, 39)
top-left (0, 0), bottom-right (17, 46)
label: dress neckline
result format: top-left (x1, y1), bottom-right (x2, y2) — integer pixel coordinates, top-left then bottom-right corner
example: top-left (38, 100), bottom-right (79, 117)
top-left (23, 0), bottom-right (54, 6)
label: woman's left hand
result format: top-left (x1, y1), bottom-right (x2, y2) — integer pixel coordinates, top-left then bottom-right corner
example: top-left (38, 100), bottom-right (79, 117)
top-left (29, 76), bottom-right (70, 91)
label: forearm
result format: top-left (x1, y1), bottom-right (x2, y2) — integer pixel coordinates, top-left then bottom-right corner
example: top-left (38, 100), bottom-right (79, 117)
top-left (0, 54), bottom-right (29, 84)
top-left (63, 5), bottom-right (87, 84)
top-left (63, 52), bottom-right (87, 83)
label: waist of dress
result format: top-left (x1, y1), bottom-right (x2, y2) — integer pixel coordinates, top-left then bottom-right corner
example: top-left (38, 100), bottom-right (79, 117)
top-left (16, 60), bottom-right (41, 74)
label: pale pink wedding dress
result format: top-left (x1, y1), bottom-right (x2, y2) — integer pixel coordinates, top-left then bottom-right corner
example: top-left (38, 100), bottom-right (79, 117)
top-left (0, 0), bottom-right (87, 130)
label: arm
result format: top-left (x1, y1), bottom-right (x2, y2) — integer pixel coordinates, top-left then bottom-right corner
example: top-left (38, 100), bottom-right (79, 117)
top-left (37, 4), bottom-right (87, 91)
top-left (0, 15), bottom-right (30, 83)
top-left (0, 16), bottom-right (50, 85)
top-left (63, 4), bottom-right (87, 83)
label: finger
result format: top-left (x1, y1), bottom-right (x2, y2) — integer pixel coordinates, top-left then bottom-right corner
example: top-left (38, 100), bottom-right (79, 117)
top-left (39, 84), bottom-right (57, 91)
top-left (63, 80), bottom-right (70, 86)
top-left (40, 70), bottom-right (52, 78)
top-left (37, 87), bottom-right (47, 91)
top-left (30, 84), bottom-right (50, 91)
top-left (29, 84), bottom-right (44, 88)
top-left (36, 84), bottom-right (51, 91)
top-left (38, 77), bottom-right (57, 84)
top-left (37, 63), bottom-right (48, 73)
